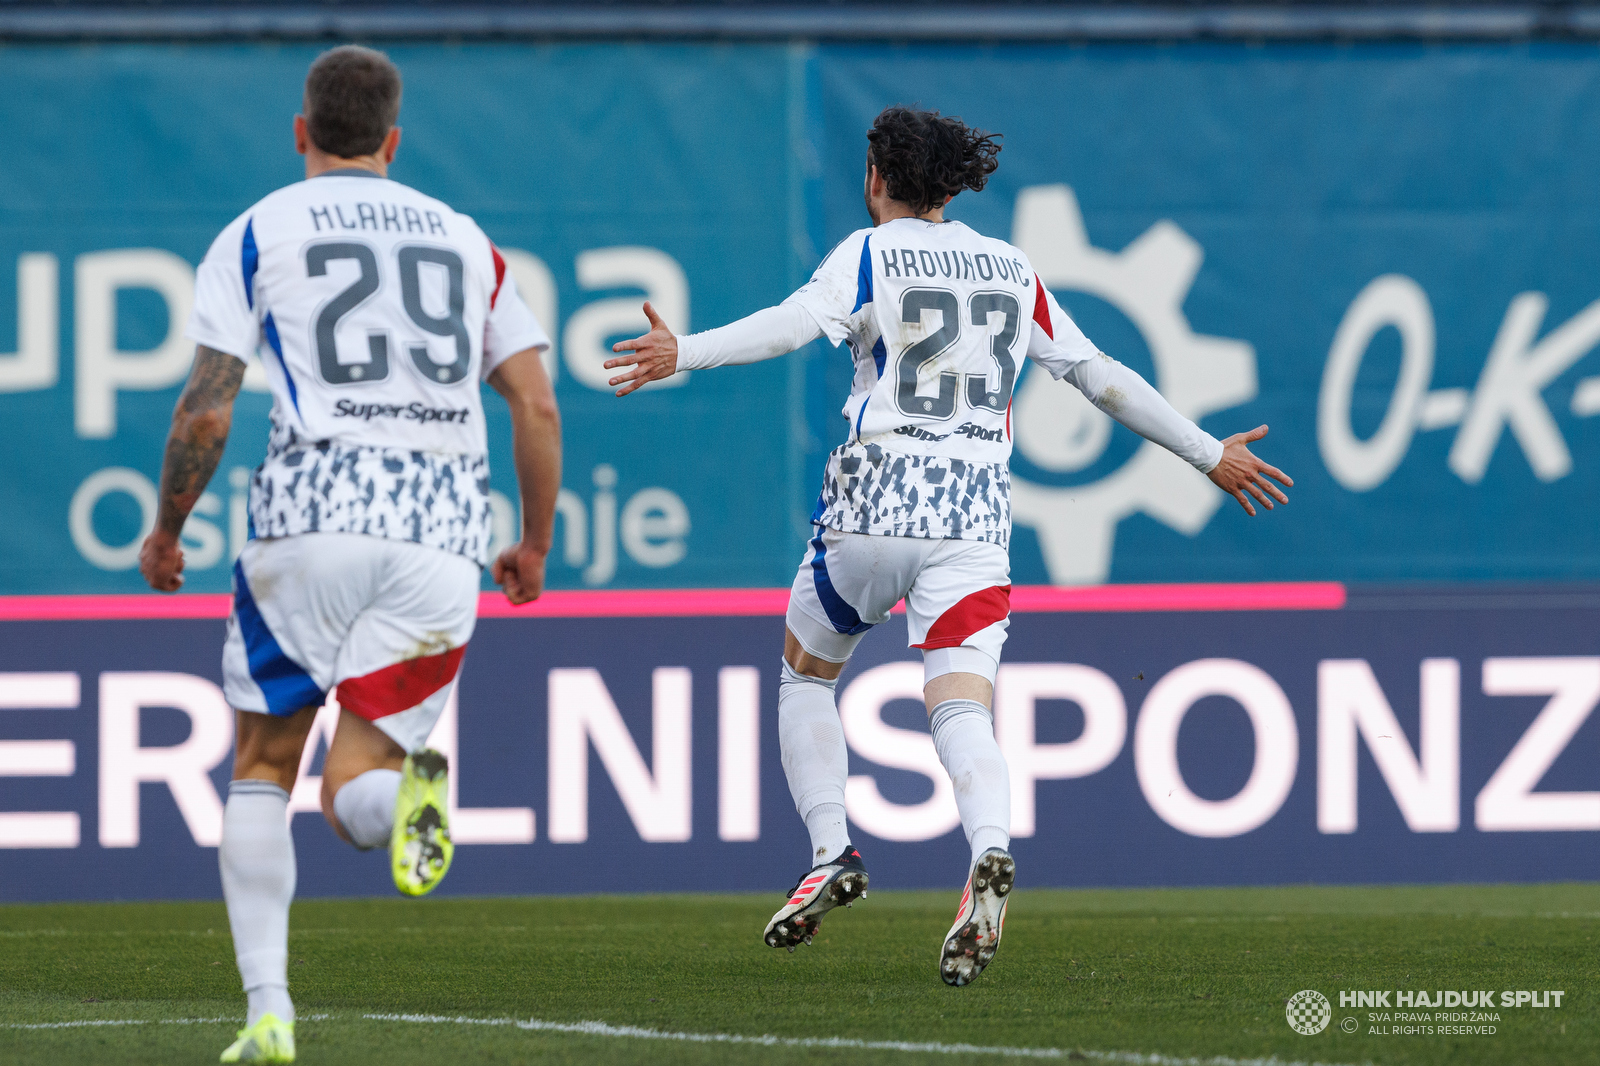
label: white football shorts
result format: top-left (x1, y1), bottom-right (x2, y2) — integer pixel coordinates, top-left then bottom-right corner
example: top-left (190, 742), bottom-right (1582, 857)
top-left (786, 525), bottom-right (1011, 684)
top-left (222, 532), bottom-right (479, 753)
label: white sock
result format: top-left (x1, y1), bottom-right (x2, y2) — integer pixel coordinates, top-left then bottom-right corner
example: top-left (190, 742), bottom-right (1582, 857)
top-left (333, 768), bottom-right (401, 850)
top-left (220, 780), bottom-right (296, 1026)
top-left (929, 699), bottom-right (1011, 866)
top-left (803, 803), bottom-right (850, 867)
top-left (779, 661), bottom-right (851, 866)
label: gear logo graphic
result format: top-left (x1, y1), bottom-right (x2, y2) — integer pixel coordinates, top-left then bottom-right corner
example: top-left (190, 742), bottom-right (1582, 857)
top-left (1010, 186), bottom-right (1257, 584)
top-left (1286, 989), bottom-right (1332, 1035)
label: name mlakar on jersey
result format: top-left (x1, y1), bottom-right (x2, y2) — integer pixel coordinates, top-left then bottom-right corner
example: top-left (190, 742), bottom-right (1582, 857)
top-left (879, 248), bottom-right (1030, 286)
top-left (333, 399), bottom-right (471, 424)
top-left (308, 201), bottom-right (448, 236)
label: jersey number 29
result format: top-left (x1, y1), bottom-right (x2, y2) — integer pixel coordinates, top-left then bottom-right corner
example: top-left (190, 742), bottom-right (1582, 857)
top-left (306, 240), bottom-right (472, 386)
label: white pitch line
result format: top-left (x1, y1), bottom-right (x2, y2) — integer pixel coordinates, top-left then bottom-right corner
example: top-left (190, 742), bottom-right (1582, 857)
top-left (5, 1014), bottom-right (328, 1031)
top-left (7, 1020), bottom-right (149, 1030)
top-left (364, 1012), bottom-right (1372, 1066)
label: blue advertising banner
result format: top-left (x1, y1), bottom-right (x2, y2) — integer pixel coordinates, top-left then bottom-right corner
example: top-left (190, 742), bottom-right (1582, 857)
top-left (3, 42), bottom-right (1600, 595)
top-left (3, 594), bottom-right (1598, 902)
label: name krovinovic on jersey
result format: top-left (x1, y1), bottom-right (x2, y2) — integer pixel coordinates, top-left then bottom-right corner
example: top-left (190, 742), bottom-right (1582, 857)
top-left (333, 399), bottom-right (471, 424)
top-left (878, 247), bottom-right (1031, 285)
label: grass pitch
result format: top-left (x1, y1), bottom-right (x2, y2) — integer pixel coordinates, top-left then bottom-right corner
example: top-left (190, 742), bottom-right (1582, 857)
top-left (2, 884), bottom-right (1595, 1066)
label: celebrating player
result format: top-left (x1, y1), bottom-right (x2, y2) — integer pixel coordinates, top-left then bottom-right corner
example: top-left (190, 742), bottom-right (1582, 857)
top-left (137, 47), bottom-right (559, 1064)
top-left (607, 106), bottom-right (1290, 987)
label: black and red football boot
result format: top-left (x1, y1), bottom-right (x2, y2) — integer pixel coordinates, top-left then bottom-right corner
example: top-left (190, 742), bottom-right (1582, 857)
top-left (762, 846), bottom-right (870, 952)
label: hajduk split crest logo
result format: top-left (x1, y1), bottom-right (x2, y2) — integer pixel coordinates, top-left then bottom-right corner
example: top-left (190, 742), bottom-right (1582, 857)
top-left (1286, 989), bottom-right (1332, 1035)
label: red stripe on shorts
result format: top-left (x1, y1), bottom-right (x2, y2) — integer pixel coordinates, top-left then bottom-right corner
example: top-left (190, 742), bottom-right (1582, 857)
top-left (913, 585), bottom-right (1012, 650)
top-left (336, 644), bottom-right (467, 722)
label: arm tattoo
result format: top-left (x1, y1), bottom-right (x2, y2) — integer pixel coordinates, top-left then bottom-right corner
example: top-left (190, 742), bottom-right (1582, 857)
top-left (156, 345), bottom-right (247, 537)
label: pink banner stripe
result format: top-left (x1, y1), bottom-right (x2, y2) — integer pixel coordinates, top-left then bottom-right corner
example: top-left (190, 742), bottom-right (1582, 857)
top-left (477, 582), bottom-right (1347, 616)
top-left (477, 588), bottom-right (792, 618)
top-left (0, 594), bottom-right (235, 621)
top-left (1006, 581), bottom-right (1347, 613)
top-left (0, 582), bottom-right (1344, 622)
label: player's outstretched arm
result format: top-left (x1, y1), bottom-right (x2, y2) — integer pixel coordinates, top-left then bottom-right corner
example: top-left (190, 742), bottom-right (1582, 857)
top-left (139, 345), bottom-right (246, 592)
top-left (1058, 353), bottom-right (1291, 517)
top-left (606, 299), bottom-right (826, 397)
top-left (488, 346), bottom-right (562, 605)
top-left (1206, 424), bottom-right (1292, 517)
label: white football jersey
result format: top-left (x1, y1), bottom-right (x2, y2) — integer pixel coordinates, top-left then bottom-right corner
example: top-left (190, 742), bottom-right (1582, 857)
top-left (187, 169), bottom-right (549, 565)
top-left (787, 216), bottom-right (1098, 547)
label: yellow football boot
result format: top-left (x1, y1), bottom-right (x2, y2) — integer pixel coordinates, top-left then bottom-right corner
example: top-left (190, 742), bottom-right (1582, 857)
top-left (220, 1013), bottom-right (295, 1064)
top-left (391, 748), bottom-right (453, 896)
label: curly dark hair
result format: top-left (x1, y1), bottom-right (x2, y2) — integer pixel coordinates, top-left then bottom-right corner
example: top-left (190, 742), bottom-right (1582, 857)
top-left (865, 106), bottom-right (1002, 214)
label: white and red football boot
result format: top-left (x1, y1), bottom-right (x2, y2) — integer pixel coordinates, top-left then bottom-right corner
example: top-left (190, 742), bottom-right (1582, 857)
top-left (940, 847), bottom-right (1014, 986)
top-left (762, 845), bottom-right (869, 952)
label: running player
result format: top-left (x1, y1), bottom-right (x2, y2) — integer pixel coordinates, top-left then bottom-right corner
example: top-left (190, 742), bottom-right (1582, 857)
top-left (606, 106), bottom-right (1290, 987)
top-left (137, 47), bottom-right (559, 1063)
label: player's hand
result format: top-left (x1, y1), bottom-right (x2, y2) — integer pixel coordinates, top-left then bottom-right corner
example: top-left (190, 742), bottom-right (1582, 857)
top-left (492, 541), bottom-right (548, 605)
top-left (138, 530), bottom-right (186, 592)
top-left (604, 301), bottom-right (678, 397)
top-left (1207, 425), bottom-right (1292, 516)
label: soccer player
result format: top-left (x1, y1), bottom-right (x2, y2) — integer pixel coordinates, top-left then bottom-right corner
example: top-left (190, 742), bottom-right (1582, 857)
top-left (137, 47), bottom-right (559, 1063)
top-left (607, 106), bottom-right (1291, 987)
